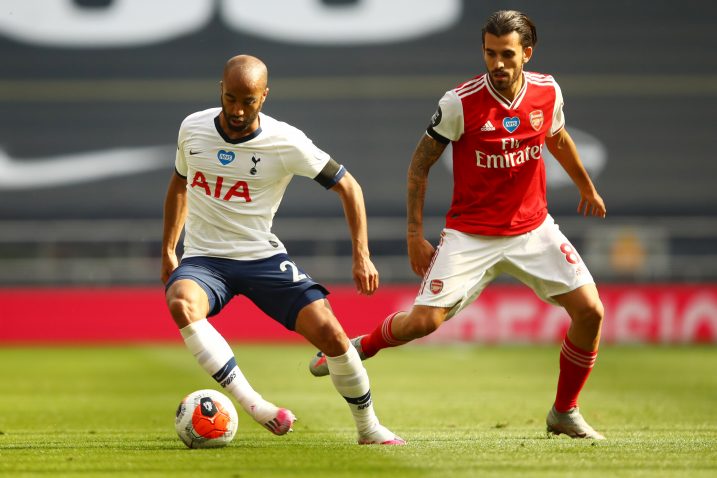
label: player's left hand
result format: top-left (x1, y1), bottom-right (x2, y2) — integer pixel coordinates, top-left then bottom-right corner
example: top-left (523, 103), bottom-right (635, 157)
top-left (578, 190), bottom-right (606, 218)
top-left (352, 256), bottom-right (379, 295)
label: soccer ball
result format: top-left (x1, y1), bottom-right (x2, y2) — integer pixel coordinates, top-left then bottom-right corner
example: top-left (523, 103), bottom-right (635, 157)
top-left (175, 389), bottom-right (238, 449)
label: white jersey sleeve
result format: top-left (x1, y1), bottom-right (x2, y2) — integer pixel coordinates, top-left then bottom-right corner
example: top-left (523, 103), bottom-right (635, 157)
top-left (549, 79), bottom-right (566, 136)
top-left (428, 90), bottom-right (464, 142)
top-left (174, 118), bottom-right (189, 177)
top-left (276, 123), bottom-right (332, 179)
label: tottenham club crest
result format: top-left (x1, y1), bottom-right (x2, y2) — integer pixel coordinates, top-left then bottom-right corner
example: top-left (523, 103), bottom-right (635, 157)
top-left (249, 155), bottom-right (261, 175)
top-left (529, 110), bottom-right (544, 131)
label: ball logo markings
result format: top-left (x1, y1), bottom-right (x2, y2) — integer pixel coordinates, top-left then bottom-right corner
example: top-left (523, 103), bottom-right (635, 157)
top-left (200, 397), bottom-right (218, 417)
top-left (175, 389), bottom-right (238, 448)
top-left (192, 398), bottom-right (230, 438)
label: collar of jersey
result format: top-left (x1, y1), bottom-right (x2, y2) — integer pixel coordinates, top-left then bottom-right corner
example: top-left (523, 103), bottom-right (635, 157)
top-left (214, 115), bottom-right (263, 144)
top-left (485, 72), bottom-right (527, 110)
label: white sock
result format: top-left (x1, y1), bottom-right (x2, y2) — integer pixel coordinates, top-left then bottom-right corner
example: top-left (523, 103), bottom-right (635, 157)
top-left (326, 342), bottom-right (380, 435)
top-left (180, 319), bottom-right (273, 419)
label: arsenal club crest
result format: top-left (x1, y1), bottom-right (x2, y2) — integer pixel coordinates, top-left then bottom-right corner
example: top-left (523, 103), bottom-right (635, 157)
top-left (529, 110), bottom-right (544, 131)
top-left (429, 279), bottom-right (443, 294)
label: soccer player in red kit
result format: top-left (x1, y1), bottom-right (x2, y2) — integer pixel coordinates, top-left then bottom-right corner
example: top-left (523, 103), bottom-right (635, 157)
top-left (310, 10), bottom-right (607, 439)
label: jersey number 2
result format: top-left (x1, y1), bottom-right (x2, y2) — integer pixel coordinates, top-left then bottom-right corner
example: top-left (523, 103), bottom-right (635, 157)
top-left (280, 260), bottom-right (307, 282)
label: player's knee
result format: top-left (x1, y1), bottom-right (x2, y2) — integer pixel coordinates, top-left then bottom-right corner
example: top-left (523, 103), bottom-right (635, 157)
top-left (573, 298), bottom-right (604, 330)
top-left (403, 312), bottom-right (442, 339)
top-left (295, 305), bottom-right (348, 356)
top-left (314, 318), bottom-right (346, 344)
top-left (166, 291), bottom-right (203, 327)
top-left (317, 326), bottom-right (349, 357)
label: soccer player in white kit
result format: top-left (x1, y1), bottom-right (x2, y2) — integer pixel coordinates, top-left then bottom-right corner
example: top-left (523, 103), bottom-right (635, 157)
top-left (162, 55), bottom-right (404, 445)
top-left (310, 11), bottom-right (607, 440)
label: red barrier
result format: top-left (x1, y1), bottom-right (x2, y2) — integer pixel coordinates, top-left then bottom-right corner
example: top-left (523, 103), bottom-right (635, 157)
top-left (1, 284), bottom-right (716, 344)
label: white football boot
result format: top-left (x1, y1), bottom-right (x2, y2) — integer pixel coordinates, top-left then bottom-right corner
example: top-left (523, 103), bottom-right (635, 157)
top-left (546, 406), bottom-right (605, 440)
top-left (357, 424), bottom-right (406, 445)
top-left (250, 404), bottom-right (296, 435)
top-left (309, 335), bottom-right (367, 377)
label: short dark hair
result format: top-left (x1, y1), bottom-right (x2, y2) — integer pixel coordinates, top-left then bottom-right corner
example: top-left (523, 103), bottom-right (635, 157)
top-left (482, 10), bottom-right (537, 49)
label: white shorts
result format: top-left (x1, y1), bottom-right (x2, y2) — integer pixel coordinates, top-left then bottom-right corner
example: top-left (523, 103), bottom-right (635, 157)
top-left (415, 215), bottom-right (594, 319)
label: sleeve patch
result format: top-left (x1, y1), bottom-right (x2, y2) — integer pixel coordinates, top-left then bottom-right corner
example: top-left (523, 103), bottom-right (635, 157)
top-left (430, 106), bottom-right (443, 127)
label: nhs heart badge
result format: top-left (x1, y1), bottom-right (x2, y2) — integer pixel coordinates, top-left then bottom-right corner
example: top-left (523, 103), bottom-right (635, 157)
top-left (217, 150), bottom-right (235, 165)
top-left (502, 116), bottom-right (520, 133)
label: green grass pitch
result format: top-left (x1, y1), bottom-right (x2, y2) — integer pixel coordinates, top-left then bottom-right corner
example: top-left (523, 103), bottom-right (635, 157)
top-left (0, 344), bottom-right (715, 477)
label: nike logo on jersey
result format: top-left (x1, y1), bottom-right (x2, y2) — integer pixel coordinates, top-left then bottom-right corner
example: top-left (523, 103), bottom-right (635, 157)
top-left (480, 121), bottom-right (495, 132)
top-left (0, 145), bottom-right (170, 191)
top-left (189, 149), bottom-right (202, 155)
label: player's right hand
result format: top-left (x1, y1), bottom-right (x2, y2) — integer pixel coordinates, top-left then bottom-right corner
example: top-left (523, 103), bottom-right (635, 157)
top-left (160, 252), bottom-right (179, 284)
top-left (352, 254), bottom-right (379, 296)
top-left (407, 235), bottom-right (435, 277)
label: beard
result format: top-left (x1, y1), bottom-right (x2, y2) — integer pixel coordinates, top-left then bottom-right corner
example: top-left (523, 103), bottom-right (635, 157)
top-left (490, 64), bottom-right (523, 93)
top-left (222, 109), bottom-right (255, 133)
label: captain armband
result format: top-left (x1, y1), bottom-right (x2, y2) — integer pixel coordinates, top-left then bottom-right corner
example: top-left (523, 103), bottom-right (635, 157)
top-left (426, 127), bottom-right (450, 145)
top-left (313, 158), bottom-right (346, 189)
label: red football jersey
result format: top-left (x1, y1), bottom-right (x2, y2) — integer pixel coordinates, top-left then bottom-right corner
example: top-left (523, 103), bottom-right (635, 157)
top-left (427, 72), bottom-right (565, 236)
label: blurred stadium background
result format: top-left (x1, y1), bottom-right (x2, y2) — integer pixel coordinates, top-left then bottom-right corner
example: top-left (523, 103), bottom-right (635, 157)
top-left (0, 0), bottom-right (715, 344)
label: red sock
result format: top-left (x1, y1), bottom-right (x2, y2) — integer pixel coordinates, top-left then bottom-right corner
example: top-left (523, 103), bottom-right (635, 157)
top-left (554, 336), bottom-right (598, 413)
top-left (360, 312), bottom-right (409, 358)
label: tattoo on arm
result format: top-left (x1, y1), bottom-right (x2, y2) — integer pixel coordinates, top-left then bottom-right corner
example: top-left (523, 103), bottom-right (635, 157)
top-left (407, 135), bottom-right (447, 236)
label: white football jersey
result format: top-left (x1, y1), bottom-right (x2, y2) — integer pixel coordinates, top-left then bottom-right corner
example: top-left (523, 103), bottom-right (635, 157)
top-left (175, 108), bottom-right (335, 260)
